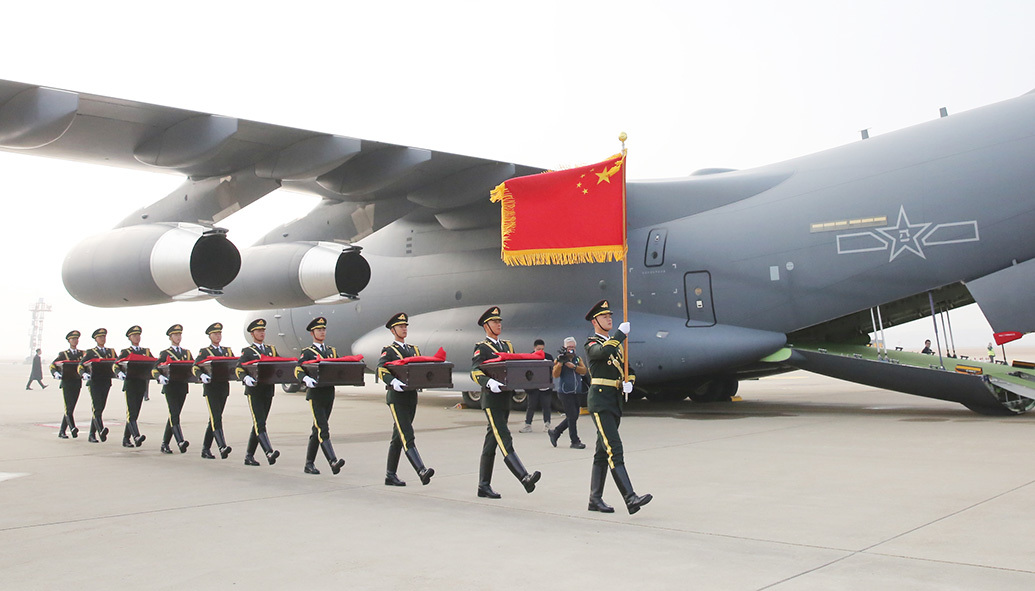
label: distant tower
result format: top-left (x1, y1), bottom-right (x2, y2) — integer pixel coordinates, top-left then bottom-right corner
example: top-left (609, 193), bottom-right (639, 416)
top-left (28, 297), bottom-right (52, 357)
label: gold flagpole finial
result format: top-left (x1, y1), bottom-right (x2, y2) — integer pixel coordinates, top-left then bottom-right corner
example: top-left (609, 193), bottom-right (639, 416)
top-left (618, 132), bottom-right (627, 155)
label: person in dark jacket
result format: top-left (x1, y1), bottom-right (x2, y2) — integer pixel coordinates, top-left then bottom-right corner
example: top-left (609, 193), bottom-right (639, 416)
top-left (26, 348), bottom-right (47, 390)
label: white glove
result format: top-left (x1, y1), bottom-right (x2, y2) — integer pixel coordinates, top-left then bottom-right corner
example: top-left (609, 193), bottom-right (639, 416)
top-left (117, 371), bottom-right (126, 380)
top-left (486, 378), bottom-right (504, 393)
top-left (82, 373), bottom-right (91, 381)
top-left (243, 375), bottom-right (257, 387)
top-left (199, 373), bottom-right (211, 384)
top-left (53, 372), bottom-right (62, 380)
top-left (303, 376), bottom-right (317, 388)
top-left (618, 322), bottom-right (631, 335)
top-left (622, 381), bottom-right (633, 394)
top-left (157, 375), bottom-right (169, 385)
top-left (391, 378), bottom-right (407, 392)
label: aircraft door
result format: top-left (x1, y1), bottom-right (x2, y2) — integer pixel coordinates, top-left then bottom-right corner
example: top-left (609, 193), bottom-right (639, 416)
top-left (683, 271), bottom-right (716, 327)
top-left (645, 228), bottom-right (667, 267)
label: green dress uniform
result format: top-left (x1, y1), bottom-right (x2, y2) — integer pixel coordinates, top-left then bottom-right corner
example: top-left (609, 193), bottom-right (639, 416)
top-left (294, 318), bottom-right (346, 475)
top-left (193, 325), bottom-right (233, 459)
top-left (154, 326), bottom-right (193, 454)
top-left (117, 325), bottom-right (152, 448)
top-left (234, 318), bottom-right (280, 466)
top-left (376, 312), bottom-right (435, 486)
top-left (470, 306), bottom-right (541, 498)
top-left (78, 329), bottom-right (116, 443)
top-left (50, 332), bottom-right (83, 439)
top-left (584, 299), bottom-right (652, 514)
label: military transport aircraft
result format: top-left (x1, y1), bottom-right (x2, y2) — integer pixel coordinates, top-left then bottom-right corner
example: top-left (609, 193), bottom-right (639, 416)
top-left (3, 79), bottom-right (1034, 415)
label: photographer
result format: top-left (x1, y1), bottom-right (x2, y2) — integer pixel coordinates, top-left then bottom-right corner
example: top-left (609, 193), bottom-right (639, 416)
top-left (520, 340), bottom-right (554, 433)
top-left (548, 337), bottom-right (588, 449)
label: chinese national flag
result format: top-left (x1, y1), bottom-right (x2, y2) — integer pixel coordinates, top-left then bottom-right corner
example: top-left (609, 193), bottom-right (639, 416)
top-left (490, 154), bottom-right (626, 265)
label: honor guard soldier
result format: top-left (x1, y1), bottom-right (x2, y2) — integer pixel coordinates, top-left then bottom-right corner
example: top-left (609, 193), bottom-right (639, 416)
top-left (584, 299), bottom-right (652, 514)
top-left (294, 317), bottom-right (347, 475)
top-left (116, 325), bottom-right (151, 448)
top-left (193, 323), bottom-right (233, 459)
top-left (154, 324), bottom-right (192, 454)
top-left (469, 306), bottom-right (541, 498)
top-left (50, 330), bottom-right (84, 439)
top-left (235, 318), bottom-right (281, 466)
top-left (376, 313), bottom-right (435, 486)
top-left (78, 328), bottom-right (116, 443)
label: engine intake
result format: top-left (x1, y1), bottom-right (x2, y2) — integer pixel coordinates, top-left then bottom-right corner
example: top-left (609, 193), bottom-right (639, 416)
top-left (62, 223), bottom-right (241, 307)
top-left (218, 242), bottom-right (370, 310)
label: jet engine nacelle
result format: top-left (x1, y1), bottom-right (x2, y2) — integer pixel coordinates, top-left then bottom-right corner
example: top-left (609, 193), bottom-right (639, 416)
top-left (62, 223), bottom-right (241, 307)
top-left (217, 241), bottom-right (371, 310)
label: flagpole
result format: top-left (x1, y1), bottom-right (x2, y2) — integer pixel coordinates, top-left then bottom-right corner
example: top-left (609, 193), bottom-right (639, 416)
top-left (619, 132), bottom-right (630, 385)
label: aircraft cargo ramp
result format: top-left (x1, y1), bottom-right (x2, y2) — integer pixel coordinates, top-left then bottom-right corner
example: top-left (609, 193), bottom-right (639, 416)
top-left (785, 345), bottom-right (1035, 415)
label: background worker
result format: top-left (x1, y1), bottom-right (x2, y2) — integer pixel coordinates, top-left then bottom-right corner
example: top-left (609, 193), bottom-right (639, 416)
top-left (548, 336), bottom-right (588, 449)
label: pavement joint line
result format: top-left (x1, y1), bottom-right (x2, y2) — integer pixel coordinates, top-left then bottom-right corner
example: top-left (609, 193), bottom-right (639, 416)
top-left (755, 478), bottom-right (1035, 588)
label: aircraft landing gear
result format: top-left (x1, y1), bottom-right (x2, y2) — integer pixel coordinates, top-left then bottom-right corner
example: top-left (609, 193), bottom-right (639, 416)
top-left (689, 378), bottom-right (739, 403)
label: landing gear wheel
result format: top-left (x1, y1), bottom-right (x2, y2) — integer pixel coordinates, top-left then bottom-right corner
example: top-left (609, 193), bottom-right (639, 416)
top-left (462, 390), bottom-right (481, 408)
top-left (689, 378), bottom-right (738, 403)
top-left (510, 390), bottom-right (528, 411)
top-left (282, 382), bottom-right (303, 394)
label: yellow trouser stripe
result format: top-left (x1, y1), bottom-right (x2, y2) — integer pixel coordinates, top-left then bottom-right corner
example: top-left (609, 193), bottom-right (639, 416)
top-left (593, 413), bottom-right (615, 469)
top-left (206, 395), bottom-right (217, 430)
top-left (484, 409), bottom-right (509, 458)
top-left (389, 403), bottom-right (409, 449)
top-left (247, 395), bottom-right (260, 434)
top-left (308, 400), bottom-right (323, 442)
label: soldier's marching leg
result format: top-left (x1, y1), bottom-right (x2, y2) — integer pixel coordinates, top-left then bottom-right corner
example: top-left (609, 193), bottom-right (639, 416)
top-left (588, 462), bottom-right (614, 513)
top-left (503, 452), bottom-right (541, 493)
top-left (66, 405), bottom-right (78, 438)
top-left (123, 422), bottom-right (135, 448)
top-left (611, 465), bottom-right (652, 515)
top-left (319, 440), bottom-right (345, 475)
top-left (477, 430), bottom-right (500, 499)
top-left (404, 447), bottom-right (434, 486)
top-left (161, 421), bottom-right (174, 454)
top-left (201, 425), bottom-right (215, 459)
top-left (304, 433), bottom-right (320, 474)
top-left (88, 417), bottom-right (98, 443)
top-left (244, 430), bottom-right (260, 466)
top-left (385, 439), bottom-right (405, 486)
top-left (172, 424), bottom-right (189, 453)
top-left (214, 428), bottom-right (231, 459)
top-left (257, 432), bottom-right (279, 465)
top-left (58, 416), bottom-right (69, 439)
top-left (129, 419), bottom-right (145, 447)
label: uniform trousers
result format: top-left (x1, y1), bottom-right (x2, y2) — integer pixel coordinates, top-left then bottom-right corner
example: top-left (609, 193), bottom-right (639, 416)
top-left (247, 391), bottom-right (274, 435)
top-left (204, 383), bottom-right (230, 431)
top-left (481, 393), bottom-right (515, 459)
top-left (552, 392), bottom-right (582, 443)
top-left (308, 389), bottom-right (335, 443)
top-left (89, 381), bottom-right (111, 427)
top-left (591, 411), bottom-right (625, 469)
top-left (61, 381), bottom-right (81, 427)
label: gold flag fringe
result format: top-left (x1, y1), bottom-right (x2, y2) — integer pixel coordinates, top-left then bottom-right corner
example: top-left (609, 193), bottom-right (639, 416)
top-left (489, 181), bottom-right (516, 249)
top-left (500, 245), bottom-right (627, 266)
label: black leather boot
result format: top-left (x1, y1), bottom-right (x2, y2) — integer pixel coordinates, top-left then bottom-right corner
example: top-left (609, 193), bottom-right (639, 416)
top-left (88, 419), bottom-right (99, 443)
top-left (405, 447), bottom-right (434, 485)
top-left (304, 436), bottom-right (320, 475)
top-left (477, 454), bottom-right (501, 499)
top-left (98, 422), bottom-right (108, 442)
top-left (588, 463), bottom-right (614, 513)
top-left (58, 416), bottom-right (69, 439)
top-left (172, 425), bottom-right (188, 453)
top-left (611, 465), bottom-right (652, 515)
top-left (69, 416), bottom-right (78, 438)
top-left (243, 431), bottom-right (260, 466)
top-left (161, 423), bottom-right (173, 453)
top-left (503, 453), bottom-right (541, 493)
top-left (385, 441), bottom-right (405, 486)
top-left (214, 428), bottom-right (232, 459)
top-left (130, 421), bottom-right (146, 447)
top-left (201, 427), bottom-right (215, 459)
top-left (257, 432), bottom-right (279, 465)
top-left (320, 440), bottom-right (345, 475)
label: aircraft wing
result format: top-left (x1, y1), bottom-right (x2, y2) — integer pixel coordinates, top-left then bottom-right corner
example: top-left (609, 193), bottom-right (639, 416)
top-left (0, 79), bottom-right (542, 234)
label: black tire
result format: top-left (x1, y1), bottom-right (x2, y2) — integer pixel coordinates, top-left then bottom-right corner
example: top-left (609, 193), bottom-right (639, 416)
top-left (510, 390), bottom-right (528, 411)
top-left (689, 378), bottom-right (738, 403)
top-left (282, 382), bottom-right (303, 394)
top-left (461, 390), bottom-right (481, 408)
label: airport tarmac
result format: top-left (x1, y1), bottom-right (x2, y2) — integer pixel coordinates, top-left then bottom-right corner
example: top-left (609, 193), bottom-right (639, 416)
top-left (2, 363), bottom-right (1034, 590)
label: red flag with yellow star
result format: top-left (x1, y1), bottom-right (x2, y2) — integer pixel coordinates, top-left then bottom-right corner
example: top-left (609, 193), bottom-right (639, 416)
top-left (489, 154), bottom-right (626, 265)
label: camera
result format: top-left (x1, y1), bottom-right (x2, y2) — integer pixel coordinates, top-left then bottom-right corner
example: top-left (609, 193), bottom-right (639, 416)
top-left (556, 348), bottom-right (576, 364)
